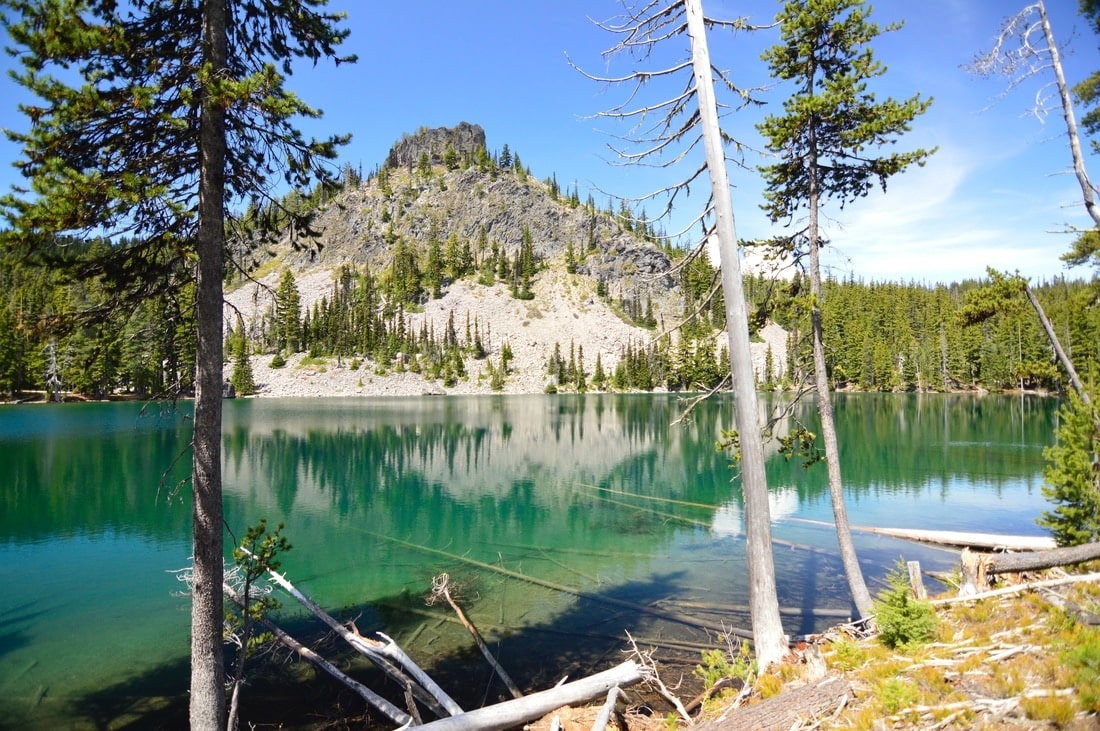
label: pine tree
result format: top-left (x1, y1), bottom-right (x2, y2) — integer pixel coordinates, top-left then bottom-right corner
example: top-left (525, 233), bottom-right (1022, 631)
top-left (1038, 389), bottom-right (1100, 545)
top-left (230, 315), bottom-right (255, 396)
top-left (275, 269), bottom-right (302, 354)
top-left (0, 2), bottom-right (352, 725)
top-left (757, 0), bottom-right (933, 620)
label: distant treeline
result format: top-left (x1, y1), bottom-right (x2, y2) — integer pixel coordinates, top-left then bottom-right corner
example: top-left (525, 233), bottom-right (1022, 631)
top-left (1, 222), bottom-right (1096, 399)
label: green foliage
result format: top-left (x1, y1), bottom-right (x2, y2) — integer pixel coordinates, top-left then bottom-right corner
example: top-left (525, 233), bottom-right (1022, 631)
top-left (758, 0), bottom-right (934, 224)
top-left (873, 559), bottom-right (938, 649)
top-left (1038, 389), bottom-right (1100, 546)
top-left (693, 639), bottom-right (757, 691)
top-left (225, 520), bottom-right (291, 713)
top-left (1062, 631), bottom-right (1100, 712)
top-left (874, 677), bottom-right (920, 715)
top-left (229, 316), bottom-right (255, 397)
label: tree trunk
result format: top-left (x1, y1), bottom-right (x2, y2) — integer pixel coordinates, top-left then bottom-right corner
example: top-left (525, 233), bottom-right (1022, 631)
top-left (190, 0), bottom-right (228, 728)
top-left (1023, 283), bottom-right (1088, 403)
top-left (694, 676), bottom-right (852, 731)
top-left (1039, 0), bottom-right (1100, 228)
top-left (986, 541), bottom-right (1100, 574)
top-left (804, 56), bottom-right (874, 621)
top-left (412, 661), bottom-right (645, 731)
top-left (683, 0), bottom-right (787, 669)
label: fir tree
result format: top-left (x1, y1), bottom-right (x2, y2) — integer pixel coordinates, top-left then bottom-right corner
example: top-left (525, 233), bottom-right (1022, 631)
top-left (1038, 389), bottom-right (1100, 545)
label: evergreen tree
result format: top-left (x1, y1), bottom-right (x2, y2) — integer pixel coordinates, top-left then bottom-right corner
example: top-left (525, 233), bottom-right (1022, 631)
top-left (758, 0), bottom-right (933, 620)
top-left (229, 315), bottom-right (255, 396)
top-left (0, 1), bottom-right (352, 725)
top-left (1038, 388), bottom-right (1100, 545)
top-left (275, 269), bottom-right (302, 354)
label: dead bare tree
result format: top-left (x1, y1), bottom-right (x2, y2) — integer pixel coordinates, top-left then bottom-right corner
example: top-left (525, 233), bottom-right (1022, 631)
top-left (969, 0), bottom-right (1100, 229)
top-left (572, 0), bottom-right (788, 668)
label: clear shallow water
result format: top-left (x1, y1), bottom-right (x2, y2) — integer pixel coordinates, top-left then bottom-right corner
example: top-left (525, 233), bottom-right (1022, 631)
top-left (0, 393), bottom-right (1057, 727)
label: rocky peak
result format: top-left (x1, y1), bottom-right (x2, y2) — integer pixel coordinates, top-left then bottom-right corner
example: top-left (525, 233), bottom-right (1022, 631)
top-left (384, 121), bottom-right (486, 171)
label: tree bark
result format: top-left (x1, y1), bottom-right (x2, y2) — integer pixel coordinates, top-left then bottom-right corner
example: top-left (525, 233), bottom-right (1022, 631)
top-left (1023, 283), bottom-right (1088, 402)
top-left (190, 0), bottom-right (228, 728)
top-left (413, 661), bottom-right (646, 731)
top-left (985, 541), bottom-right (1100, 575)
top-left (684, 0), bottom-right (787, 670)
top-left (1039, 0), bottom-right (1100, 228)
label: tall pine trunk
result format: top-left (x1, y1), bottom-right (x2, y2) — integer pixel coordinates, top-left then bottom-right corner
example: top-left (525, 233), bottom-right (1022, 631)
top-left (806, 80), bottom-right (873, 621)
top-left (191, 0), bottom-right (228, 727)
top-left (684, 0), bottom-right (787, 669)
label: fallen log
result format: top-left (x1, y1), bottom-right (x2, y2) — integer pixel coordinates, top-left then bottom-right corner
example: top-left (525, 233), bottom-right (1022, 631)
top-left (932, 571), bottom-right (1100, 606)
top-left (412, 661), bottom-right (648, 731)
top-left (223, 584), bottom-right (412, 726)
top-left (851, 526), bottom-right (1055, 551)
top-left (985, 541), bottom-right (1100, 575)
top-left (696, 676), bottom-right (851, 731)
top-left (259, 561), bottom-right (462, 718)
top-left (783, 519), bottom-right (1055, 551)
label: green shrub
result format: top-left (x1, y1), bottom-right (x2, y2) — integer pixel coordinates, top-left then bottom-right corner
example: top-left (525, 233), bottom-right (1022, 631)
top-left (873, 559), bottom-right (938, 649)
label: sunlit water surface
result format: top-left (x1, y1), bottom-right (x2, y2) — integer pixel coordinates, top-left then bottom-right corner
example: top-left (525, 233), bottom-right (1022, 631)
top-left (0, 393), bottom-right (1056, 728)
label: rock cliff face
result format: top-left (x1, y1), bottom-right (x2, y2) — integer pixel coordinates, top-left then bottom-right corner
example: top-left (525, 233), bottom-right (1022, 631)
top-left (229, 124), bottom-right (788, 396)
top-left (383, 121), bottom-right (486, 170)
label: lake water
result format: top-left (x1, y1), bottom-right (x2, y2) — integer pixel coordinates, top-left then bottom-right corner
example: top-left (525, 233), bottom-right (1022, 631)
top-left (0, 393), bottom-right (1057, 728)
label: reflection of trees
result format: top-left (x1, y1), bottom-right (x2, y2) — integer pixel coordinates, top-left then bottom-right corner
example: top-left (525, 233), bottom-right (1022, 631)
top-left (2, 393), bottom-right (1057, 548)
top-left (0, 404), bottom-right (191, 541)
top-left (766, 394), bottom-right (1057, 502)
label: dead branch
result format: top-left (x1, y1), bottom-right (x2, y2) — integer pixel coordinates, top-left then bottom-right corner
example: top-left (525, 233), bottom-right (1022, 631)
top-left (429, 573), bottom-right (523, 699)
top-left (412, 661), bottom-right (648, 731)
top-left (223, 583), bottom-right (412, 726)
top-left (625, 631), bottom-right (693, 724)
top-left (259, 560), bottom-right (462, 718)
top-left (932, 571), bottom-right (1100, 606)
top-left (590, 686), bottom-right (624, 731)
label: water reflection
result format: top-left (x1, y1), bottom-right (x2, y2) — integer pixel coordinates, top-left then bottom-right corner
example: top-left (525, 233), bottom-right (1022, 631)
top-left (0, 393), bottom-right (1058, 729)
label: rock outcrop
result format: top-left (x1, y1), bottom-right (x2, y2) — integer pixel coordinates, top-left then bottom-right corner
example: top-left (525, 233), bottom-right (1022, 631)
top-left (384, 121), bottom-right (486, 170)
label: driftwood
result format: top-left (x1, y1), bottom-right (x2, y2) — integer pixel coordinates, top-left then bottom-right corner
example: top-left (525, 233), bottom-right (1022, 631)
top-left (590, 686), bottom-right (624, 731)
top-left (223, 584), bottom-right (413, 726)
top-left (784, 519), bottom-right (1056, 551)
top-left (851, 525), bottom-right (1055, 551)
top-left (260, 564), bottom-right (463, 719)
top-left (985, 541), bottom-right (1100, 575)
top-left (696, 676), bottom-right (851, 731)
top-left (932, 571), bottom-right (1100, 606)
top-left (412, 661), bottom-right (648, 731)
top-left (430, 573), bottom-right (523, 699)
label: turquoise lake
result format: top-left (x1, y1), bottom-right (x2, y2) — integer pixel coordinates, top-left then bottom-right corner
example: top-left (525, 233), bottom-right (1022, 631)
top-left (0, 393), bottom-right (1058, 728)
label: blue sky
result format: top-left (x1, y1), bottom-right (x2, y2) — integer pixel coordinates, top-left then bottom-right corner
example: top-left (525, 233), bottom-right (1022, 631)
top-left (2, 0), bottom-right (1099, 285)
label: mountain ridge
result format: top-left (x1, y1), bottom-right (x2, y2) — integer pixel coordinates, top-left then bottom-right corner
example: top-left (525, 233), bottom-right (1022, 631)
top-left (223, 124), bottom-right (782, 397)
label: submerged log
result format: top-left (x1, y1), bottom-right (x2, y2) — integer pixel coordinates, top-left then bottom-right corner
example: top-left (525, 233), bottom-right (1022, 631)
top-left (985, 541), bottom-right (1100, 575)
top-left (412, 661), bottom-right (647, 731)
top-left (431, 573), bottom-right (523, 699)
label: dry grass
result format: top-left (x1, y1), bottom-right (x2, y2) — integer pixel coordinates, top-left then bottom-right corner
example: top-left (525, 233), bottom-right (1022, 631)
top-left (566, 570), bottom-right (1100, 731)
